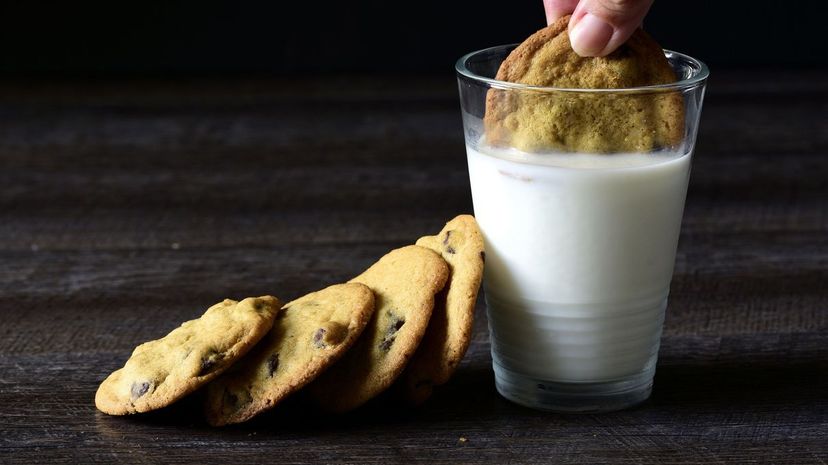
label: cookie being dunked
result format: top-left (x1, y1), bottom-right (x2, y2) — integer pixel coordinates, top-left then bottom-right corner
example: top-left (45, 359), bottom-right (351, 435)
top-left (485, 15), bottom-right (684, 153)
top-left (308, 246), bottom-right (449, 413)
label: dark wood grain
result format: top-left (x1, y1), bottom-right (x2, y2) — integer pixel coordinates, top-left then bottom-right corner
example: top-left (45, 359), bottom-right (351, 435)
top-left (1, 70), bottom-right (827, 464)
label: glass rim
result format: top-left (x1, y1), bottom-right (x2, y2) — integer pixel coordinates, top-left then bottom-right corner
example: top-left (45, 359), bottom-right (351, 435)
top-left (455, 44), bottom-right (709, 94)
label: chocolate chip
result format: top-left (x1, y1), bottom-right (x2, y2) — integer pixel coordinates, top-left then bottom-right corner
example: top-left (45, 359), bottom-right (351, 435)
top-left (130, 381), bottom-right (151, 400)
top-left (379, 338), bottom-right (394, 351)
top-left (222, 387), bottom-right (252, 415)
top-left (199, 359), bottom-right (217, 376)
top-left (267, 353), bottom-right (280, 377)
top-left (443, 230), bottom-right (456, 254)
top-left (379, 315), bottom-right (405, 352)
top-left (380, 334), bottom-right (397, 351)
top-left (314, 322), bottom-right (348, 349)
top-left (313, 328), bottom-right (327, 348)
top-left (393, 318), bottom-right (405, 331)
top-left (198, 351), bottom-right (224, 377)
top-left (480, 251), bottom-right (486, 263)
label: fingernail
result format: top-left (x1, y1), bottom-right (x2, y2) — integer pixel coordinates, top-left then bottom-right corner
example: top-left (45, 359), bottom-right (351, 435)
top-left (569, 13), bottom-right (614, 57)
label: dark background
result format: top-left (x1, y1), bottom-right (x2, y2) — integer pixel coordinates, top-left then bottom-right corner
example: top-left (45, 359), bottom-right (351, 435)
top-left (0, 0), bottom-right (825, 77)
top-left (2, 1), bottom-right (827, 464)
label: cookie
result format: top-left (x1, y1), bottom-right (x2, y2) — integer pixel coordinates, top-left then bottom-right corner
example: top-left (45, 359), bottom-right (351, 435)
top-left (399, 215), bottom-right (484, 404)
top-left (95, 296), bottom-right (279, 415)
top-left (307, 245), bottom-right (449, 413)
top-left (203, 283), bottom-right (375, 426)
top-left (485, 15), bottom-right (684, 154)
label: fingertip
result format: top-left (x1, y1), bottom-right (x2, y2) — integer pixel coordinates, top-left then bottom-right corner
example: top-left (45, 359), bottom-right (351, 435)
top-left (567, 0), bottom-right (653, 56)
top-left (569, 12), bottom-right (614, 57)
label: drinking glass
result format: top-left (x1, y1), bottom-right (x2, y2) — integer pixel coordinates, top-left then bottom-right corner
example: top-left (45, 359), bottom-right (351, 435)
top-left (456, 45), bottom-right (708, 412)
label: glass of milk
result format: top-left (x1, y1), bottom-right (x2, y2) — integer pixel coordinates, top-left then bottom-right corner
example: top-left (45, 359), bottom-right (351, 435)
top-left (456, 45), bottom-right (709, 412)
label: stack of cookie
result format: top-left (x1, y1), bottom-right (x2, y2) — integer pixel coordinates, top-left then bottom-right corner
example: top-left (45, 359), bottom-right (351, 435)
top-left (95, 215), bottom-right (485, 426)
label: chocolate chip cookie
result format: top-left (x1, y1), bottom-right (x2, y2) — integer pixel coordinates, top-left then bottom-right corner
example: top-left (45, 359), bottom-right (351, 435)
top-left (399, 215), bottom-right (484, 404)
top-left (307, 245), bottom-right (449, 413)
top-left (485, 15), bottom-right (684, 153)
top-left (203, 283), bottom-right (375, 426)
top-left (95, 296), bottom-right (279, 415)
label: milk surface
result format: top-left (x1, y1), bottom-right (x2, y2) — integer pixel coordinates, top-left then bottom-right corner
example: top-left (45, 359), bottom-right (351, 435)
top-left (467, 144), bottom-right (691, 382)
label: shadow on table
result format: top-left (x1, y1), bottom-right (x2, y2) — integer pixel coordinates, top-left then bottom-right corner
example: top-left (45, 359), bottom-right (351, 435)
top-left (93, 357), bottom-right (827, 439)
top-left (92, 363), bottom-right (509, 436)
top-left (650, 359), bottom-right (828, 409)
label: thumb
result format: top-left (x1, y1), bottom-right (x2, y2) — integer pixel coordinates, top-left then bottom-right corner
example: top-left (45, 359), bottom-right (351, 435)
top-left (568, 0), bottom-right (654, 57)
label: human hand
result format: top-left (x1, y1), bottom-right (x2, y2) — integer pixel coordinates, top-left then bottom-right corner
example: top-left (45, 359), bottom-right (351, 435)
top-left (543, 0), bottom-right (654, 57)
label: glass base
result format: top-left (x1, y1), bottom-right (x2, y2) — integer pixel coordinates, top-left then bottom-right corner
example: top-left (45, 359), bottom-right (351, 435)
top-left (493, 362), bottom-right (654, 413)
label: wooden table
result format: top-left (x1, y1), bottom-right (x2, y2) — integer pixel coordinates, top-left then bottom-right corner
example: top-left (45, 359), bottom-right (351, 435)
top-left (2, 71), bottom-right (826, 464)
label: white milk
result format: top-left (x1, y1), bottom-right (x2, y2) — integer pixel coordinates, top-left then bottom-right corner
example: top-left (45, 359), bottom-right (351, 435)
top-left (467, 144), bottom-right (691, 382)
